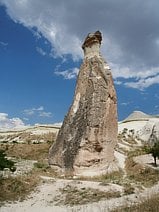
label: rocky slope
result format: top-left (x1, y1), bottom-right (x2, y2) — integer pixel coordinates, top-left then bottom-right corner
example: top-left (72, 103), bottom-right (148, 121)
top-left (0, 124), bottom-right (60, 144)
top-left (119, 111), bottom-right (159, 145)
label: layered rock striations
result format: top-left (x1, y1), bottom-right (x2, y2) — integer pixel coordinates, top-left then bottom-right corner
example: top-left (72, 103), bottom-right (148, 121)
top-left (49, 31), bottom-right (118, 176)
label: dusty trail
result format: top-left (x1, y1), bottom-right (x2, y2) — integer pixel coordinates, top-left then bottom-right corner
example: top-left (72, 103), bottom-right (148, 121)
top-left (1, 176), bottom-right (159, 212)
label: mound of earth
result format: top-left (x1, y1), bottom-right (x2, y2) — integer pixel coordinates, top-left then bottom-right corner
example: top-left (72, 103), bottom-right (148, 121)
top-left (123, 111), bottom-right (152, 122)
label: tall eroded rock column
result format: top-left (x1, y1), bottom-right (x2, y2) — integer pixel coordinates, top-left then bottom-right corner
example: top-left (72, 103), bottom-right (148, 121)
top-left (49, 31), bottom-right (118, 176)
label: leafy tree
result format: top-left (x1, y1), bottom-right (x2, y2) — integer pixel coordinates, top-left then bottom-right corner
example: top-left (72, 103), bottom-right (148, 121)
top-left (0, 149), bottom-right (15, 171)
top-left (145, 141), bottom-right (159, 166)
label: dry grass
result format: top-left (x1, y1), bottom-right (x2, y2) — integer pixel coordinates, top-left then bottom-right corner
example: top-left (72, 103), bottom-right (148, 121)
top-left (54, 184), bottom-right (121, 206)
top-left (1, 140), bottom-right (159, 210)
top-left (0, 173), bottom-right (39, 206)
top-left (112, 194), bottom-right (159, 212)
top-left (125, 156), bottom-right (159, 187)
top-left (33, 162), bottom-right (58, 178)
top-left (75, 170), bottom-right (124, 185)
top-left (115, 145), bottom-right (129, 154)
top-left (0, 143), bottom-right (51, 162)
top-left (123, 183), bottom-right (135, 195)
top-left (97, 170), bottom-right (124, 184)
top-left (127, 148), bottom-right (146, 157)
top-left (0, 142), bottom-right (57, 205)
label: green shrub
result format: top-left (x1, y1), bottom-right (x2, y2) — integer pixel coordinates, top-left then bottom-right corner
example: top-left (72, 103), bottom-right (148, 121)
top-left (34, 162), bottom-right (48, 169)
top-left (0, 149), bottom-right (15, 171)
top-left (144, 141), bottom-right (159, 166)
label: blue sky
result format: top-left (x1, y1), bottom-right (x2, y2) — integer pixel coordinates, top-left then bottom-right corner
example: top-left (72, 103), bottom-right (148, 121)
top-left (0, 0), bottom-right (159, 128)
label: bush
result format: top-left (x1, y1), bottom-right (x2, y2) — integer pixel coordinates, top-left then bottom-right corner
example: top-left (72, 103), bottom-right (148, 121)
top-left (0, 149), bottom-right (15, 171)
top-left (144, 141), bottom-right (159, 166)
top-left (0, 174), bottom-right (39, 203)
top-left (125, 156), bottom-right (159, 187)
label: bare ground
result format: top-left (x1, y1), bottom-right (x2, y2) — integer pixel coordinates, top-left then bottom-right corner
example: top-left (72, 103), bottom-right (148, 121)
top-left (1, 143), bottom-right (159, 212)
top-left (1, 175), bottom-right (159, 212)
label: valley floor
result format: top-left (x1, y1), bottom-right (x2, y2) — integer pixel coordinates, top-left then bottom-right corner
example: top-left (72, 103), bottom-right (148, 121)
top-left (1, 176), bottom-right (159, 212)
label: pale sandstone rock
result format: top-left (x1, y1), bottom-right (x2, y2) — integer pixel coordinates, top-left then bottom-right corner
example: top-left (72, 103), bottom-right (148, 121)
top-left (49, 31), bottom-right (119, 176)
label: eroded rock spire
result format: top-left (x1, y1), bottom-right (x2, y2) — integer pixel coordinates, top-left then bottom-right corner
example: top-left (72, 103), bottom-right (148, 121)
top-left (49, 31), bottom-right (118, 176)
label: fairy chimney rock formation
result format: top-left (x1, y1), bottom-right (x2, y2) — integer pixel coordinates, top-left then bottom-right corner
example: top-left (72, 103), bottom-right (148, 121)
top-left (49, 31), bottom-right (118, 176)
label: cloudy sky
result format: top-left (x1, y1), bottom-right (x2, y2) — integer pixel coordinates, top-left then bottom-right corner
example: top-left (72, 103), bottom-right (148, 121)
top-left (0, 0), bottom-right (159, 128)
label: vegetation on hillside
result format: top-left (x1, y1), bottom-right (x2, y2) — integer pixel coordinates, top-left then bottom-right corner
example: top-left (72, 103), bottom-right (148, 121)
top-left (0, 149), bottom-right (15, 171)
top-left (0, 174), bottom-right (39, 205)
top-left (144, 140), bottom-right (159, 166)
top-left (112, 193), bottom-right (159, 212)
top-left (0, 130), bottom-right (159, 210)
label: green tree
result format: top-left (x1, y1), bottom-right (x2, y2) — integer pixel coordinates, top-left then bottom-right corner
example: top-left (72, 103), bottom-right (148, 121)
top-left (0, 149), bottom-right (15, 171)
top-left (145, 141), bottom-right (159, 166)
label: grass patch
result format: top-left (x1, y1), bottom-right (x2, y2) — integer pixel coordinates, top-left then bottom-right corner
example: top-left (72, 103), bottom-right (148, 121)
top-left (127, 148), bottom-right (146, 157)
top-left (76, 170), bottom-right (124, 185)
top-left (54, 185), bottom-right (121, 206)
top-left (112, 193), bottom-right (159, 212)
top-left (123, 183), bottom-right (135, 195)
top-left (97, 170), bottom-right (124, 184)
top-left (125, 156), bottom-right (159, 187)
top-left (0, 143), bottom-right (51, 161)
top-left (32, 161), bottom-right (58, 178)
top-left (0, 142), bottom-right (58, 206)
top-left (34, 162), bottom-right (49, 169)
top-left (0, 174), bottom-right (39, 206)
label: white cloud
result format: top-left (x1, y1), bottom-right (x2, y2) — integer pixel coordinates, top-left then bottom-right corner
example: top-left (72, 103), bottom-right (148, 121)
top-left (36, 47), bottom-right (47, 56)
top-left (0, 41), bottom-right (8, 46)
top-left (111, 65), bottom-right (159, 80)
top-left (37, 106), bottom-right (44, 111)
top-left (23, 106), bottom-right (52, 118)
top-left (53, 122), bottom-right (63, 126)
top-left (23, 106), bottom-right (44, 115)
top-left (23, 117), bottom-right (29, 121)
top-left (120, 102), bottom-right (131, 106)
top-left (113, 66), bottom-right (159, 90)
top-left (55, 67), bottom-right (79, 80)
top-left (125, 75), bottom-right (159, 90)
top-left (154, 94), bottom-right (159, 99)
top-left (39, 111), bottom-right (52, 118)
top-left (114, 80), bottom-right (122, 85)
top-left (0, 113), bottom-right (25, 129)
top-left (1, 0), bottom-right (159, 88)
top-left (23, 109), bottom-right (35, 116)
top-left (0, 0), bottom-right (82, 61)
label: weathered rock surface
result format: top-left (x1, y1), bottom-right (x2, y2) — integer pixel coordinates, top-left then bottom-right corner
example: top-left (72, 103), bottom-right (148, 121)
top-left (0, 125), bottom-right (59, 144)
top-left (49, 31), bottom-right (118, 176)
top-left (119, 111), bottom-right (159, 144)
top-left (138, 119), bottom-right (159, 144)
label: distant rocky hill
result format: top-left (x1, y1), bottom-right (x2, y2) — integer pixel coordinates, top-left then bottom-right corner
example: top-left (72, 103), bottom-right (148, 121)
top-left (1, 111), bottom-right (159, 147)
top-left (0, 124), bottom-right (61, 144)
top-left (122, 111), bottom-right (152, 122)
top-left (119, 111), bottom-right (159, 144)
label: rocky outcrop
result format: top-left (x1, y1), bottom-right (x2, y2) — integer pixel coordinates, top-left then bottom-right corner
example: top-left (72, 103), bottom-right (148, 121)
top-left (119, 111), bottom-right (159, 144)
top-left (0, 125), bottom-right (59, 144)
top-left (49, 31), bottom-right (118, 176)
top-left (138, 119), bottom-right (159, 143)
top-left (122, 111), bottom-right (152, 122)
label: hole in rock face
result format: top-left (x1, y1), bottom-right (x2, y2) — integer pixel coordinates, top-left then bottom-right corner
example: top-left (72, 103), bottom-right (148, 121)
top-left (94, 143), bottom-right (103, 152)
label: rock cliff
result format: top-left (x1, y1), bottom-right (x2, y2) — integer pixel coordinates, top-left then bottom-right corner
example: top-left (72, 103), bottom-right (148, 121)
top-left (49, 31), bottom-right (118, 176)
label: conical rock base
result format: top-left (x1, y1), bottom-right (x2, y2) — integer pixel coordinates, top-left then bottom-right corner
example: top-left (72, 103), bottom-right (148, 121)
top-left (49, 31), bottom-right (119, 176)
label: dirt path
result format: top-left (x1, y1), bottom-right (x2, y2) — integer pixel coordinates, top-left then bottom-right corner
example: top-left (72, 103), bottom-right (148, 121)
top-left (134, 154), bottom-right (159, 169)
top-left (1, 176), bottom-right (159, 212)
